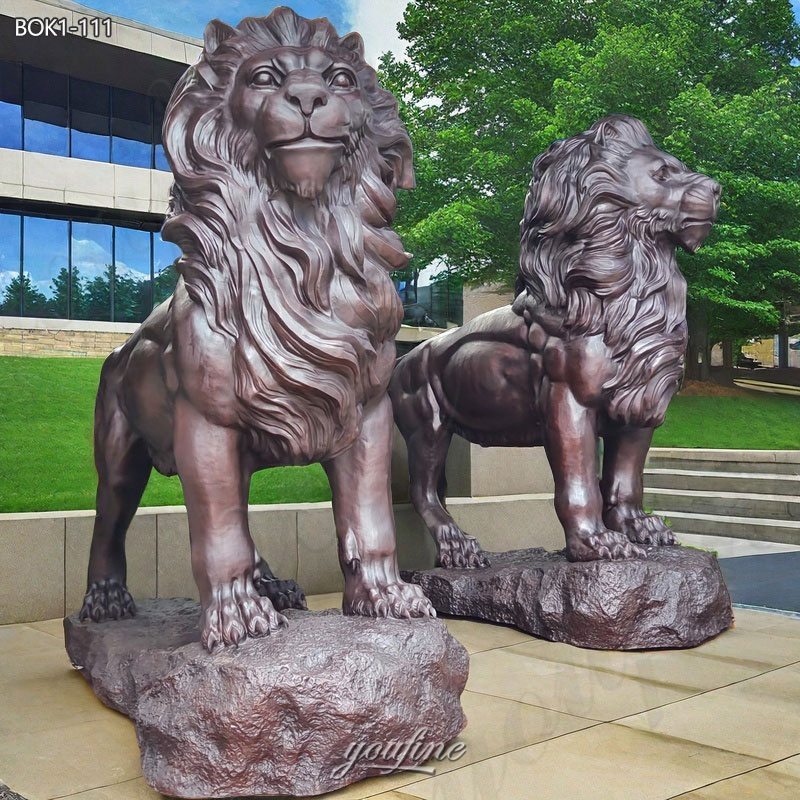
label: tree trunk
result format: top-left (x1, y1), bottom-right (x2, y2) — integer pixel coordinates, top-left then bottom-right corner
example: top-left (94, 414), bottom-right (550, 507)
top-left (686, 305), bottom-right (710, 381)
top-left (716, 339), bottom-right (735, 385)
top-left (778, 303), bottom-right (789, 369)
top-left (721, 340), bottom-right (733, 369)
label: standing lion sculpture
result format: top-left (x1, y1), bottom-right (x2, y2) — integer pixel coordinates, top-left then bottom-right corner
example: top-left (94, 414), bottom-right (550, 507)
top-left (79, 6), bottom-right (433, 651)
top-left (391, 115), bottom-right (720, 567)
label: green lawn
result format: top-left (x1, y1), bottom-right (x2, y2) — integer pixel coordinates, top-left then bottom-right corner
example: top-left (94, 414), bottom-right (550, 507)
top-left (0, 356), bottom-right (798, 513)
top-left (0, 356), bottom-right (331, 513)
top-left (652, 392), bottom-right (800, 450)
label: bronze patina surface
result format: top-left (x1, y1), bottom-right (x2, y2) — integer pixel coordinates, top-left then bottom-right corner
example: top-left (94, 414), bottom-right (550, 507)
top-left (392, 115), bottom-right (721, 567)
top-left (79, 7), bottom-right (432, 651)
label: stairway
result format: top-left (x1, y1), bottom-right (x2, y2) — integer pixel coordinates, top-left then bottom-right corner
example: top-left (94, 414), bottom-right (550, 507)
top-left (643, 449), bottom-right (800, 545)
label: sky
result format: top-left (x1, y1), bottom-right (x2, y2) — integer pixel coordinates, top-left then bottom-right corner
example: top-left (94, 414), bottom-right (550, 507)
top-left (64, 0), bottom-right (800, 288)
top-left (75, 1), bottom-right (409, 66)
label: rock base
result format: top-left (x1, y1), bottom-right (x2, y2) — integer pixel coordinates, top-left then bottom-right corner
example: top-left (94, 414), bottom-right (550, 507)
top-left (64, 599), bottom-right (468, 798)
top-left (403, 545), bottom-right (733, 650)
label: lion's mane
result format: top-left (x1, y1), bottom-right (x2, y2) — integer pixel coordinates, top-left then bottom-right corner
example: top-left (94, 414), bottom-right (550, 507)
top-left (160, 7), bottom-right (413, 462)
top-left (515, 115), bottom-right (687, 427)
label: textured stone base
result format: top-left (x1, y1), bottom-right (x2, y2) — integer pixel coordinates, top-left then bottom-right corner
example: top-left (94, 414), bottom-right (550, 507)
top-left (64, 599), bottom-right (468, 798)
top-left (403, 546), bottom-right (733, 650)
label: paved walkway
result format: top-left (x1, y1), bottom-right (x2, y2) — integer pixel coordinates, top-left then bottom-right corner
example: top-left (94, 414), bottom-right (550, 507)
top-left (1, 594), bottom-right (800, 800)
top-left (721, 552), bottom-right (800, 614)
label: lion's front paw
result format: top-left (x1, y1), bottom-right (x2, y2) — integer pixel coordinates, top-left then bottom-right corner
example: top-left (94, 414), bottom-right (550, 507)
top-left (434, 522), bottom-right (490, 569)
top-left (566, 528), bottom-right (647, 562)
top-left (202, 574), bottom-right (288, 652)
top-left (605, 506), bottom-right (675, 546)
top-left (345, 578), bottom-right (436, 620)
top-left (79, 578), bottom-right (135, 622)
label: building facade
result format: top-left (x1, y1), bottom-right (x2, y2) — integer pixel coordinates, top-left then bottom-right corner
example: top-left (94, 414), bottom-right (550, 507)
top-left (0, 0), bottom-right (200, 353)
top-left (0, 0), bottom-right (465, 357)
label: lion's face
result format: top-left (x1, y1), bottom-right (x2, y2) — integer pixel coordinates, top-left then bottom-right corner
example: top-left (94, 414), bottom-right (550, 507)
top-left (229, 47), bottom-right (367, 199)
top-left (626, 147), bottom-right (721, 253)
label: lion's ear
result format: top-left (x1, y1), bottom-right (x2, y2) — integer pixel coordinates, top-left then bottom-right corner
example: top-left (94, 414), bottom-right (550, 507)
top-left (203, 19), bottom-right (237, 55)
top-left (396, 149), bottom-right (416, 189)
top-left (384, 138), bottom-right (415, 190)
top-left (340, 32), bottom-right (365, 59)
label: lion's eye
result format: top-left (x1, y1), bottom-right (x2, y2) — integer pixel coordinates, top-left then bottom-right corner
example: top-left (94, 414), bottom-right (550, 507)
top-left (654, 164), bottom-right (670, 182)
top-left (329, 70), bottom-right (356, 89)
top-left (250, 69), bottom-right (280, 88)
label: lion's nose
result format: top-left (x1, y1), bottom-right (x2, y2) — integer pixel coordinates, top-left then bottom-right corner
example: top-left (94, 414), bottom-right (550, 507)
top-left (285, 81), bottom-right (328, 117)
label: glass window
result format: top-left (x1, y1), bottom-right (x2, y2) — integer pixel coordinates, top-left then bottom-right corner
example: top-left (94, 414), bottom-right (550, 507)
top-left (153, 98), bottom-right (170, 171)
top-left (70, 78), bottom-right (110, 162)
top-left (112, 88), bottom-right (152, 168)
top-left (22, 216), bottom-right (69, 318)
top-left (0, 213), bottom-right (22, 315)
top-left (153, 233), bottom-right (180, 306)
top-left (0, 61), bottom-right (22, 150)
top-left (23, 66), bottom-right (68, 157)
top-left (114, 226), bottom-right (151, 322)
top-left (71, 221), bottom-right (112, 320)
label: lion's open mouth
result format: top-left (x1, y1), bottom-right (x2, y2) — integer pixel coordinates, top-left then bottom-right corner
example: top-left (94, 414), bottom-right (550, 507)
top-left (272, 137), bottom-right (346, 153)
top-left (268, 134), bottom-right (355, 198)
top-left (271, 127), bottom-right (364, 156)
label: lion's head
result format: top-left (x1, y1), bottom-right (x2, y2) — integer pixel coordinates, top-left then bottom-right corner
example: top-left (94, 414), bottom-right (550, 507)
top-left (163, 7), bottom-right (413, 200)
top-left (159, 7), bottom-right (414, 461)
top-left (515, 115), bottom-right (720, 426)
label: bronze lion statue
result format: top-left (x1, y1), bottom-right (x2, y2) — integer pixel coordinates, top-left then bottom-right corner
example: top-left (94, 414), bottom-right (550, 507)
top-left (80, 7), bottom-right (433, 650)
top-left (391, 115), bottom-right (720, 566)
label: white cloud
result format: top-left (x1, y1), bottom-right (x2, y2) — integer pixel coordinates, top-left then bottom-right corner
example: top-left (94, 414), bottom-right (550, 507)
top-left (417, 258), bottom-right (446, 287)
top-left (72, 237), bottom-right (112, 278)
top-left (0, 270), bottom-right (18, 294)
top-left (344, 0), bottom-right (409, 67)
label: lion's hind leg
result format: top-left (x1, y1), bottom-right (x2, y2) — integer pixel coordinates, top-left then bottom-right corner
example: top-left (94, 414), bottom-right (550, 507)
top-left (390, 356), bottom-right (489, 569)
top-left (80, 375), bottom-right (150, 622)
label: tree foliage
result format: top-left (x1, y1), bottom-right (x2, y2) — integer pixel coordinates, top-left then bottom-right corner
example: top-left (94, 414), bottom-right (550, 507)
top-left (382, 0), bottom-right (800, 348)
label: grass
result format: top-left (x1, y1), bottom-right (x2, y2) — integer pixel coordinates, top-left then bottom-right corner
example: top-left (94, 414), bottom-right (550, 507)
top-left (0, 356), bottom-right (331, 513)
top-left (652, 392), bottom-right (800, 450)
top-left (0, 356), bottom-right (798, 512)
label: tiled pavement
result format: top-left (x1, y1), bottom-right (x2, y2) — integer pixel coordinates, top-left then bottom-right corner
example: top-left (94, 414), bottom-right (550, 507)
top-left (1, 595), bottom-right (799, 800)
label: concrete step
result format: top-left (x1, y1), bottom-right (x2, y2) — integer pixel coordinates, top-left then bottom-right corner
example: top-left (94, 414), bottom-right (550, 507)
top-left (645, 487), bottom-right (800, 521)
top-left (645, 468), bottom-right (800, 496)
top-left (647, 448), bottom-right (800, 476)
top-left (658, 510), bottom-right (800, 545)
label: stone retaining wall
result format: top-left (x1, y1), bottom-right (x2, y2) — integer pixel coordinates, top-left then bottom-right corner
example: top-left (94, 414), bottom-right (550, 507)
top-left (0, 326), bottom-right (131, 358)
top-left (0, 495), bottom-right (562, 625)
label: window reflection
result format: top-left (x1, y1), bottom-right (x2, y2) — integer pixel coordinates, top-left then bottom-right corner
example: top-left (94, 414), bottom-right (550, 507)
top-left (112, 87), bottom-right (153, 168)
top-left (22, 216), bottom-right (69, 318)
top-left (0, 60), bottom-right (171, 171)
top-left (70, 78), bottom-right (110, 162)
top-left (114, 226), bottom-right (151, 322)
top-left (153, 234), bottom-right (180, 307)
top-left (71, 221), bottom-right (113, 321)
top-left (23, 66), bottom-right (68, 157)
top-left (0, 213), bottom-right (22, 316)
top-left (0, 61), bottom-right (22, 150)
top-left (153, 98), bottom-right (170, 171)
top-left (4, 212), bottom-right (181, 322)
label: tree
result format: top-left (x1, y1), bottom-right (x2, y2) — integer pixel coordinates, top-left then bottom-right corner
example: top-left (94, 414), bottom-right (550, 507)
top-left (0, 274), bottom-right (22, 315)
top-left (153, 261), bottom-right (179, 306)
top-left (51, 267), bottom-right (82, 319)
top-left (382, 0), bottom-right (800, 378)
top-left (82, 267), bottom-right (112, 321)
